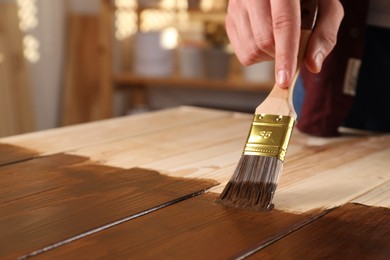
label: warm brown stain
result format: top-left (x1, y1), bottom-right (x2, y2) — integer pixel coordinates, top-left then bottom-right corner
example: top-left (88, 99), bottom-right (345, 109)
top-left (0, 153), bottom-right (217, 259)
top-left (251, 203), bottom-right (390, 259)
top-left (34, 193), bottom-right (324, 259)
top-left (0, 143), bottom-right (39, 165)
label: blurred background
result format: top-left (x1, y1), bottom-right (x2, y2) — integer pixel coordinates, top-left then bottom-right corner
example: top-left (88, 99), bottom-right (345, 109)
top-left (0, 0), bottom-right (275, 137)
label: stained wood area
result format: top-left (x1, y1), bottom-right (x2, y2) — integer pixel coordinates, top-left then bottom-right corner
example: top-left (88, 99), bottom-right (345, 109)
top-left (29, 193), bottom-right (325, 259)
top-left (252, 203), bottom-right (390, 259)
top-left (0, 153), bottom-right (217, 259)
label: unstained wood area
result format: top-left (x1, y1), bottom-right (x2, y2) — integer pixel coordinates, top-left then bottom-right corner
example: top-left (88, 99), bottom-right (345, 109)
top-left (0, 106), bottom-right (389, 259)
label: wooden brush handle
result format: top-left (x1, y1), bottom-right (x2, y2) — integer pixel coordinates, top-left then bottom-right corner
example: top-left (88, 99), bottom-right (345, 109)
top-left (255, 0), bottom-right (318, 118)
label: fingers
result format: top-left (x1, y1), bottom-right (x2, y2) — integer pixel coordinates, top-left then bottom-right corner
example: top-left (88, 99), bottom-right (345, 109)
top-left (245, 0), bottom-right (275, 58)
top-left (226, 0), bottom-right (343, 83)
top-left (305, 0), bottom-right (344, 73)
top-left (270, 0), bottom-right (301, 88)
top-left (225, 0), bottom-right (273, 66)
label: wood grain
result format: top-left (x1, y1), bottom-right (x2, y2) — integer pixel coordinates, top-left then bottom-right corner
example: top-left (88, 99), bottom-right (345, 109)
top-left (0, 154), bottom-right (217, 259)
top-left (1, 106), bottom-right (229, 162)
top-left (0, 2), bottom-right (35, 137)
top-left (32, 193), bottom-right (325, 259)
top-left (274, 137), bottom-right (390, 212)
top-left (353, 180), bottom-right (390, 208)
top-left (68, 113), bottom-right (250, 168)
top-left (251, 203), bottom-right (390, 259)
top-left (282, 133), bottom-right (390, 188)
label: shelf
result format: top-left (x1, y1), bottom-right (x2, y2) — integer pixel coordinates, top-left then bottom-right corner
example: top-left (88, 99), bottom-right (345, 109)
top-left (113, 73), bottom-right (273, 92)
top-left (102, 0), bottom-right (272, 112)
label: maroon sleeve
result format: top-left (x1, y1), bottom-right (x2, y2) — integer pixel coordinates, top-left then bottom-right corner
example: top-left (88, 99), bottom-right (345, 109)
top-left (297, 0), bottom-right (370, 137)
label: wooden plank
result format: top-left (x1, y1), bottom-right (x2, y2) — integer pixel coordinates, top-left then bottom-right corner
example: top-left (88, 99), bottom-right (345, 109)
top-left (281, 132), bottom-right (390, 188)
top-left (353, 180), bottom-right (390, 208)
top-left (251, 203), bottom-right (390, 259)
top-left (30, 193), bottom-right (326, 259)
top-left (61, 14), bottom-right (104, 125)
top-left (273, 144), bottom-right (390, 212)
top-left (0, 106), bottom-right (230, 163)
top-left (0, 2), bottom-right (35, 137)
top-left (67, 112), bottom-right (250, 169)
top-left (0, 153), bottom-right (217, 259)
top-left (62, 1), bottom-right (113, 124)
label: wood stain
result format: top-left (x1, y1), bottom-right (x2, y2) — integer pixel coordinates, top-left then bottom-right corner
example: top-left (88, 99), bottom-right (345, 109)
top-left (32, 193), bottom-right (325, 259)
top-left (252, 203), bottom-right (390, 259)
top-left (0, 153), bottom-right (217, 259)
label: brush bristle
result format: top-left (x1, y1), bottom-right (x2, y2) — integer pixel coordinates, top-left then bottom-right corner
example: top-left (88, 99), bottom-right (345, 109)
top-left (218, 155), bottom-right (283, 211)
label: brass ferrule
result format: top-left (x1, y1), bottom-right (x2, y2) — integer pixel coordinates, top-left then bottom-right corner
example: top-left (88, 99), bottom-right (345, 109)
top-left (243, 114), bottom-right (296, 161)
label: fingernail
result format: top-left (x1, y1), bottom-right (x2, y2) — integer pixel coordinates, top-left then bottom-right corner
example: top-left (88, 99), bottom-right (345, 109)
top-left (277, 70), bottom-right (287, 86)
top-left (315, 52), bottom-right (324, 71)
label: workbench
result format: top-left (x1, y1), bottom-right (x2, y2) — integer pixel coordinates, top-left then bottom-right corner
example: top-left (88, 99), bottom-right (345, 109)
top-left (1, 106), bottom-right (389, 259)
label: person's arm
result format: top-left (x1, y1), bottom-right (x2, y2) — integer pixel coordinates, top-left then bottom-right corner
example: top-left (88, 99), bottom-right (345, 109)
top-left (225, 0), bottom-right (344, 88)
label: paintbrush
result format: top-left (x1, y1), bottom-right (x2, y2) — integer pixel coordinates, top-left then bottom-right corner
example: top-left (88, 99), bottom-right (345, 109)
top-left (219, 0), bottom-right (318, 211)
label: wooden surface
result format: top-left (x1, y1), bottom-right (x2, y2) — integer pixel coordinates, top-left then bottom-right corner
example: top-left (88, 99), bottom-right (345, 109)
top-left (0, 154), bottom-right (215, 259)
top-left (0, 2), bottom-right (35, 137)
top-left (0, 106), bottom-right (389, 258)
